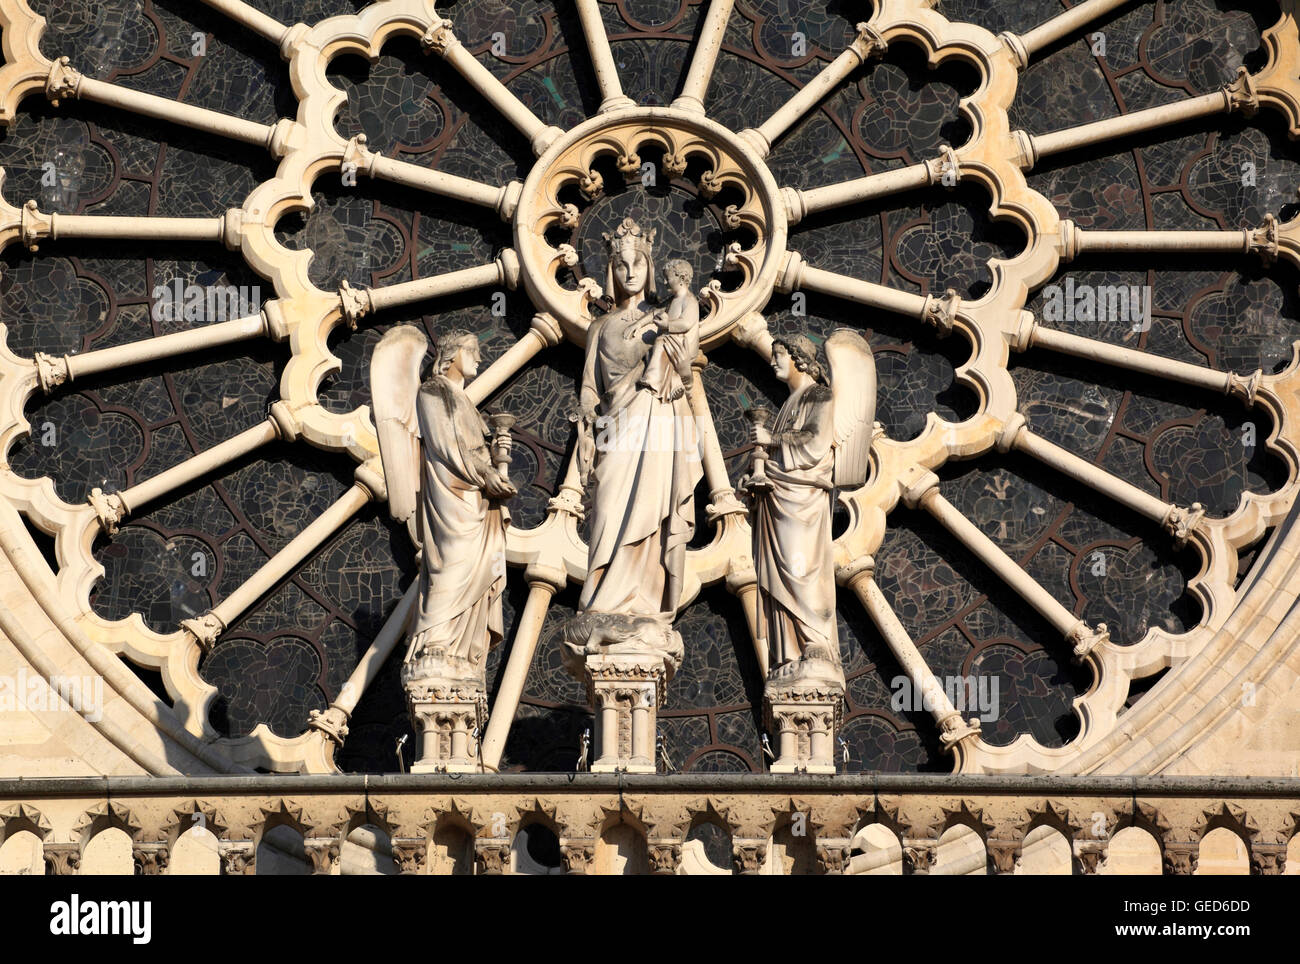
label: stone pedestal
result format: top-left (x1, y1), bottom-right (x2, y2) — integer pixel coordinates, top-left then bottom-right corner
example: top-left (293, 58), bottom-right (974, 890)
top-left (587, 654), bottom-right (664, 773)
top-left (402, 653), bottom-right (488, 773)
top-left (562, 612), bottom-right (683, 773)
top-left (764, 654), bottom-right (844, 774)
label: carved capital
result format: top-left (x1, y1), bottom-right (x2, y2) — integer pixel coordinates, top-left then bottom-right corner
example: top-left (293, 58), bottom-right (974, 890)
top-left (220, 844), bottom-right (253, 875)
top-left (835, 554), bottom-right (875, 588)
top-left (925, 144), bottom-right (960, 189)
top-left (1163, 842), bottom-right (1198, 876)
top-left (421, 18), bottom-right (459, 55)
top-left (731, 311), bottom-right (772, 355)
top-left (562, 842), bottom-right (595, 874)
top-left (1248, 212), bottom-right (1279, 264)
top-left (546, 484), bottom-right (585, 520)
top-left (220, 208), bottom-right (245, 251)
top-left (392, 839), bottom-right (428, 875)
top-left (306, 839), bottom-right (340, 875)
top-left (1251, 844), bottom-right (1286, 875)
top-left (899, 468), bottom-right (940, 510)
top-left (732, 841), bottom-right (767, 874)
top-left (998, 31), bottom-right (1030, 70)
top-left (1223, 66), bottom-right (1259, 116)
top-left (530, 311), bottom-right (563, 347)
top-left (45, 56), bottom-right (82, 106)
top-left (903, 843), bottom-right (936, 874)
top-left (648, 842), bottom-right (681, 874)
top-left (34, 352), bottom-right (70, 393)
top-left (1225, 369), bottom-right (1262, 405)
top-left (922, 287), bottom-right (960, 334)
top-left (87, 486), bottom-right (127, 536)
top-left (1068, 621), bottom-right (1109, 662)
top-left (938, 712), bottom-right (981, 750)
top-left (1162, 502), bottom-right (1205, 547)
top-left (181, 612), bottom-right (225, 653)
top-left (133, 844), bottom-right (169, 876)
top-left (706, 488), bottom-right (748, 521)
top-left (816, 843), bottom-right (849, 875)
top-left (43, 843), bottom-right (81, 876)
top-left (987, 839), bottom-right (1020, 874)
top-left (995, 412), bottom-right (1027, 454)
top-left (342, 133), bottom-right (378, 179)
top-left (354, 459), bottom-right (388, 503)
top-left (337, 279), bottom-right (371, 329)
top-left (268, 400), bottom-right (300, 442)
top-left (20, 199), bottom-right (51, 252)
top-left (1077, 844), bottom-right (1105, 875)
top-left (849, 22), bottom-right (887, 62)
top-left (475, 841), bottom-right (511, 874)
top-left (306, 705), bottom-right (350, 746)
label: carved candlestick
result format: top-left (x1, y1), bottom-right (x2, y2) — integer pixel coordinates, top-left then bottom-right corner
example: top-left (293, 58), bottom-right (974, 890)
top-left (487, 412), bottom-right (516, 475)
top-left (488, 411), bottom-right (515, 527)
top-left (744, 405), bottom-right (774, 492)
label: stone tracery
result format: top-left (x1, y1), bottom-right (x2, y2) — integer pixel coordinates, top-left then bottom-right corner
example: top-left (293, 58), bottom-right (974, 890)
top-left (0, 0), bottom-right (1295, 781)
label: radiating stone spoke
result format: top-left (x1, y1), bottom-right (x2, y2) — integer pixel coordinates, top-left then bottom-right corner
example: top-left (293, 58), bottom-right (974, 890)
top-left (421, 15), bottom-right (562, 156)
top-left (999, 0), bottom-right (1133, 70)
top-left (480, 562), bottom-right (566, 771)
top-left (1017, 67), bottom-right (1258, 167)
top-left (672, 0), bottom-right (736, 114)
top-left (901, 468), bottom-right (1110, 662)
top-left (776, 251), bottom-right (961, 332)
top-left (1, 192), bottom-right (246, 255)
top-left (45, 57), bottom-right (294, 155)
top-left (1013, 313), bottom-right (1262, 404)
top-left (1059, 216), bottom-right (1283, 263)
top-left (784, 156), bottom-right (948, 225)
top-left (88, 406), bottom-right (297, 536)
top-left (574, 0), bottom-right (635, 112)
top-left (739, 23), bottom-right (887, 158)
top-left (34, 311), bottom-right (278, 394)
top-left (839, 557), bottom-right (980, 767)
top-left (337, 250), bottom-right (520, 328)
top-left (343, 136), bottom-right (523, 220)
top-left (467, 312), bottom-right (563, 405)
top-left (307, 581), bottom-right (420, 750)
top-left (686, 355), bottom-right (746, 520)
top-left (997, 413), bottom-right (1206, 547)
top-left (180, 463), bottom-right (384, 653)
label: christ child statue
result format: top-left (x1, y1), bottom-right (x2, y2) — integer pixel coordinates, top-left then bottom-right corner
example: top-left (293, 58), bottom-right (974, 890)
top-left (632, 258), bottom-right (700, 402)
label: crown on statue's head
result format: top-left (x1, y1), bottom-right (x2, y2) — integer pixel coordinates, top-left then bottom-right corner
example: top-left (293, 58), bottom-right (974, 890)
top-left (603, 216), bottom-right (656, 261)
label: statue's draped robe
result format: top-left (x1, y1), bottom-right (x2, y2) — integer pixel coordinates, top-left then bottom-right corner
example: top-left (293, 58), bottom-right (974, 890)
top-left (581, 307), bottom-right (703, 614)
top-left (408, 375), bottom-right (507, 669)
top-left (753, 382), bottom-right (838, 669)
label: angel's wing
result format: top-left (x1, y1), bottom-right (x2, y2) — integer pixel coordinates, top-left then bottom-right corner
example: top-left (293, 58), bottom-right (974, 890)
top-left (826, 328), bottom-right (877, 488)
top-left (370, 325), bottom-right (426, 523)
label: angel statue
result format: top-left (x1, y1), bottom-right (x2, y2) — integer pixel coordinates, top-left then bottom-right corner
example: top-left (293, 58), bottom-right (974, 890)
top-left (370, 325), bottom-right (516, 771)
top-left (742, 329), bottom-right (876, 687)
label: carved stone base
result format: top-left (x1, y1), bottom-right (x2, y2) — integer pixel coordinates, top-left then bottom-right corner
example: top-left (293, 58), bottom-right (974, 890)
top-left (585, 653), bottom-right (664, 773)
top-left (562, 612), bottom-right (683, 774)
top-left (764, 654), bottom-right (845, 774)
top-left (402, 653), bottom-right (488, 774)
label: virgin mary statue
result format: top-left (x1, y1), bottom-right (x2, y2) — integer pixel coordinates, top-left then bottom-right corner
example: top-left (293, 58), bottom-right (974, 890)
top-left (566, 217), bottom-right (703, 663)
